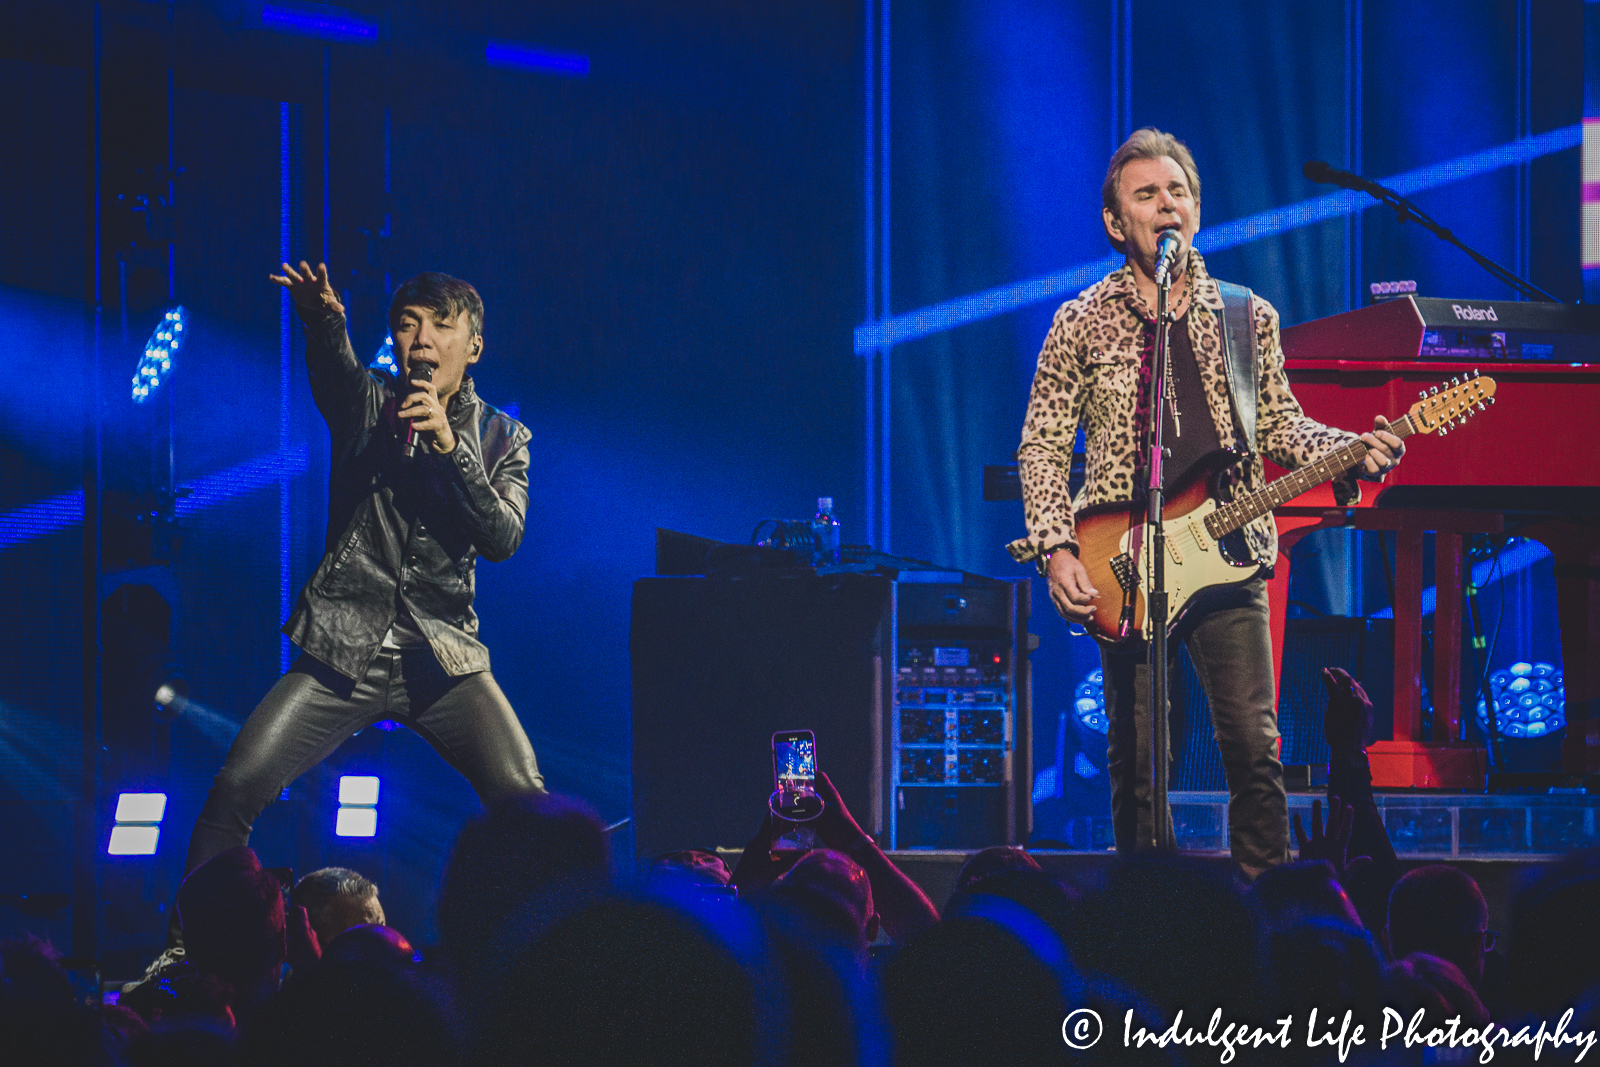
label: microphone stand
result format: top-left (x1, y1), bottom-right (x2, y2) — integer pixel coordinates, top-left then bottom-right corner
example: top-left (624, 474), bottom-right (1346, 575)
top-left (1146, 260), bottom-right (1176, 852)
top-left (1346, 176), bottom-right (1559, 303)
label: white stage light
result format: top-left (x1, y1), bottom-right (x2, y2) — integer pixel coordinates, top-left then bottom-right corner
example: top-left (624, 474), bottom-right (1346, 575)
top-left (114, 793), bottom-right (168, 824)
top-left (108, 825), bottom-right (161, 855)
top-left (338, 776), bottom-right (380, 806)
top-left (335, 807), bottom-right (378, 837)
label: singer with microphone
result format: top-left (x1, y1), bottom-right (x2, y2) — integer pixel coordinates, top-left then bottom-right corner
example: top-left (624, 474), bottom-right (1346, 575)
top-left (1007, 129), bottom-right (1404, 880)
top-left (155, 262), bottom-right (545, 958)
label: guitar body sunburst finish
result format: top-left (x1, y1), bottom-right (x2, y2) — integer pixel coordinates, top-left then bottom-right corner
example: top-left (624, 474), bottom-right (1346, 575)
top-left (1064, 372), bottom-right (1499, 646)
top-left (1075, 457), bottom-right (1262, 645)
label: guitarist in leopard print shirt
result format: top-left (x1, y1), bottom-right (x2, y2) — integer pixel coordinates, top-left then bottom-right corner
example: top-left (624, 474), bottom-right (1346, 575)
top-left (1008, 129), bottom-right (1404, 879)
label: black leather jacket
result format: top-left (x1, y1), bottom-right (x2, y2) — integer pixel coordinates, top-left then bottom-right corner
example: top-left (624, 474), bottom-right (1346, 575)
top-left (282, 307), bottom-right (531, 680)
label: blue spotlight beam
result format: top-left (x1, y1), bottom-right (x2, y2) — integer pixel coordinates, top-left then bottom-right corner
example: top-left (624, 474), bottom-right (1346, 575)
top-left (1369, 538), bottom-right (1551, 620)
top-left (262, 2), bottom-right (378, 44)
top-left (0, 447), bottom-right (310, 550)
top-left (174, 445), bottom-right (310, 517)
top-left (853, 125), bottom-right (1582, 352)
top-left (0, 490), bottom-right (86, 549)
top-left (485, 41), bottom-right (589, 78)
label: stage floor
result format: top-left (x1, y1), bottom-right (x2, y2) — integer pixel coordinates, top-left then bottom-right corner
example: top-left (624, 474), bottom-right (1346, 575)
top-left (1172, 789), bottom-right (1600, 860)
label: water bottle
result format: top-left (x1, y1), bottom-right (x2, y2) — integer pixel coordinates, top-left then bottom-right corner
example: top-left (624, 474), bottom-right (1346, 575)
top-left (811, 497), bottom-right (841, 566)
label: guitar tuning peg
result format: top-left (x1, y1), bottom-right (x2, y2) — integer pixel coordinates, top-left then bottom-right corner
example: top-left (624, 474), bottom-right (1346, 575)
top-left (1439, 426), bottom-right (1449, 436)
top-left (1418, 390), bottom-right (1428, 399)
top-left (1477, 401), bottom-right (1487, 411)
top-left (1488, 396), bottom-right (1496, 404)
top-left (1472, 368), bottom-right (1481, 378)
top-left (1430, 386), bottom-right (1439, 395)
top-left (1450, 377), bottom-right (1460, 386)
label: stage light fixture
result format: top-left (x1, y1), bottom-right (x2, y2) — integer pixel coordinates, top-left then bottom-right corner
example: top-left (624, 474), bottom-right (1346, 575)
top-left (335, 775), bottom-right (380, 837)
top-left (335, 806), bottom-right (377, 837)
top-left (108, 825), bottom-right (161, 855)
top-left (338, 775), bottom-right (380, 806)
top-left (107, 791), bottom-right (167, 855)
top-left (132, 306), bottom-right (186, 404)
top-left (1074, 668), bottom-right (1108, 735)
top-left (1476, 660), bottom-right (1564, 739)
top-left (114, 792), bottom-right (167, 824)
top-left (153, 679), bottom-right (190, 719)
top-left (370, 336), bottom-right (398, 376)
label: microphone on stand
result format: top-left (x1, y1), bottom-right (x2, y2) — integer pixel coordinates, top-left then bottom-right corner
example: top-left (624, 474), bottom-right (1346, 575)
top-left (1153, 229), bottom-right (1183, 287)
top-left (1303, 159), bottom-right (1387, 198)
top-left (402, 363), bottom-right (434, 459)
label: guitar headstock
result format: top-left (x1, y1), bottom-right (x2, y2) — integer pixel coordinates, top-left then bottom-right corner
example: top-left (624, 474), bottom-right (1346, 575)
top-left (1406, 370), bottom-right (1497, 436)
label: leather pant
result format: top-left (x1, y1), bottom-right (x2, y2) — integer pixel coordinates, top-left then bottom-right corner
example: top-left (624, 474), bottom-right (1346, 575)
top-left (1100, 577), bottom-right (1288, 873)
top-left (174, 646), bottom-right (544, 937)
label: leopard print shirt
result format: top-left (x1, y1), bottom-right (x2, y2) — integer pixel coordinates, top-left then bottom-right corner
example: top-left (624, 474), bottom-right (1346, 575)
top-left (1007, 252), bottom-right (1360, 569)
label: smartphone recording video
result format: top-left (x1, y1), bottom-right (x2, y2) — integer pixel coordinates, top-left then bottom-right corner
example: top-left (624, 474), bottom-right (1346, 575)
top-left (771, 729), bottom-right (821, 820)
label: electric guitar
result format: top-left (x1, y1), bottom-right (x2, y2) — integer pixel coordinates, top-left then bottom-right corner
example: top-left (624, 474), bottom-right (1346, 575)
top-left (1075, 371), bottom-right (1498, 645)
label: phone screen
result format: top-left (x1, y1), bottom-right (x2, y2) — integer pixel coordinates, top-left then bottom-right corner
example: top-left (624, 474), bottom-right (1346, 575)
top-left (772, 730), bottom-right (817, 816)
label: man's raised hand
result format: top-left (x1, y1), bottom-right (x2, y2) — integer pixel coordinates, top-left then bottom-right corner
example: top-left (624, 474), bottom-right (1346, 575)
top-left (269, 260), bottom-right (344, 317)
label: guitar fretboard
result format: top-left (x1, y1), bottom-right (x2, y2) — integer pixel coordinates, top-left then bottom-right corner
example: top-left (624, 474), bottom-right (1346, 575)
top-left (1203, 414), bottom-right (1418, 539)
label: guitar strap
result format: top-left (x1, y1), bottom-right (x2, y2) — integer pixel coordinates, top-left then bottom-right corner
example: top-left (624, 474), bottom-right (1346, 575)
top-left (1214, 280), bottom-right (1257, 454)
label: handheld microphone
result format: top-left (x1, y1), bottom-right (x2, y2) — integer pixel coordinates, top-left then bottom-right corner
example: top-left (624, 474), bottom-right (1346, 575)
top-left (402, 363), bottom-right (434, 459)
top-left (1303, 159), bottom-right (1385, 197)
top-left (1153, 229), bottom-right (1183, 287)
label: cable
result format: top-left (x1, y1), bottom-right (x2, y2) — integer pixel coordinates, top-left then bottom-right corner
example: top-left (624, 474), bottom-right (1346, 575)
top-left (1468, 532), bottom-right (1515, 772)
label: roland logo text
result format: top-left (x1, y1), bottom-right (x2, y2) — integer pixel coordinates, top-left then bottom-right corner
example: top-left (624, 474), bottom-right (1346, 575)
top-left (1451, 303), bottom-right (1499, 322)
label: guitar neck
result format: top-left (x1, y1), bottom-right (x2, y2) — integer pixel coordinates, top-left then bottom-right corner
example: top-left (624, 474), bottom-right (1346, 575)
top-left (1204, 414), bottom-right (1418, 539)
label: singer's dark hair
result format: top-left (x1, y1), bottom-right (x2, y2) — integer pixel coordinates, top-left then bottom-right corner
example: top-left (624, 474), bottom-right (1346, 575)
top-left (388, 271), bottom-right (484, 340)
top-left (1101, 128), bottom-right (1201, 254)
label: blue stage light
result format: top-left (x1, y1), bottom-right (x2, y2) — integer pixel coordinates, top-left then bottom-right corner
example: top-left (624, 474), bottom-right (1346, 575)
top-left (370, 336), bottom-right (398, 376)
top-left (1477, 660), bottom-right (1564, 739)
top-left (0, 489), bottom-right (85, 550)
top-left (485, 40), bottom-right (589, 78)
top-left (3, 447), bottom-right (311, 552)
top-left (1074, 668), bottom-right (1108, 735)
top-left (131, 306), bottom-right (186, 404)
top-left (173, 445), bottom-right (310, 517)
top-left (854, 124), bottom-right (1582, 352)
top-left (262, 2), bottom-right (378, 44)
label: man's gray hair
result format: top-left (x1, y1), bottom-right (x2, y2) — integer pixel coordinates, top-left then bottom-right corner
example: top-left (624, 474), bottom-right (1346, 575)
top-left (1101, 127), bottom-right (1202, 253)
top-left (291, 866), bottom-right (385, 944)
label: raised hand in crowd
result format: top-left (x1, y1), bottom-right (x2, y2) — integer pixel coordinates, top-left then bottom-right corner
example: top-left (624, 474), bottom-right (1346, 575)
top-left (1293, 796), bottom-right (1372, 887)
top-left (729, 771), bottom-right (939, 943)
top-left (729, 812), bottom-right (806, 896)
top-left (1322, 666), bottom-right (1373, 756)
top-left (1319, 666), bottom-right (1400, 932)
top-left (810, 770), bottom-right (939, 942)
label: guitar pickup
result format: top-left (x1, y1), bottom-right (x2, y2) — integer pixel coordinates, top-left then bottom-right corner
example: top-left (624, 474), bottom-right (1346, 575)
top-left (1109, 553), bottom-right (1136, 592)
top-left (1188, 519), bottom-right (1209, 550)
